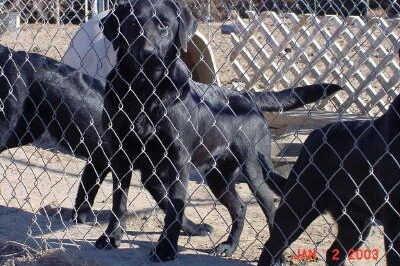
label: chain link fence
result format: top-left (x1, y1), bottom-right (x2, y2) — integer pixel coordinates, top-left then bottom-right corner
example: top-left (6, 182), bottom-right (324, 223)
top-left (0, 0), bottom-right (399, 265)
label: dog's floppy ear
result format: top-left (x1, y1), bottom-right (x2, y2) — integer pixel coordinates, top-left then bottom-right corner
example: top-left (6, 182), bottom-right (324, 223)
top-left (176, 2), bottom-right (197, 52)
top-left (100, 5), bottom-right (126, 49)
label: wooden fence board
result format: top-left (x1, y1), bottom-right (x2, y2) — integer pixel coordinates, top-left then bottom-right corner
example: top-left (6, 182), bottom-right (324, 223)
top-left (229, 11), bottom-right (400, 115)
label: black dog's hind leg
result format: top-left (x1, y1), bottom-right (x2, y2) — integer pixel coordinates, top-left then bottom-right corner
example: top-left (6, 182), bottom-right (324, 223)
top-left (206, 163), bottom-right (246, 257)
top-left (325, 214), bottom-right (371, 265)
top-left (95, 151), bottom-right (132, 249)
top-left (150, 166), bottom-right (190, 262)
top-left (72, 152), bottom-right (110, 223)
top-left (243, 158), bottom-right (277, 228)
top-left (142, 170), bottom-right (213, 236)
top-left (384, 203), bottom-right (400, 266)
top-left (258, 185), bottom-right (320, 266)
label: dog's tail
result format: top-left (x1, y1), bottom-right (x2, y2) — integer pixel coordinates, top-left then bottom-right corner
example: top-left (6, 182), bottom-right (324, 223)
top-left (252, 83), bottom-right (342, 112)
top-left (258, 154), bottom-right (286, 197)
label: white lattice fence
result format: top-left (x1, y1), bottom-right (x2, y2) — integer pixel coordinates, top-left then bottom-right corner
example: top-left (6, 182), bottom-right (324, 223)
top-left (230, 11), bottom-right (400, 116)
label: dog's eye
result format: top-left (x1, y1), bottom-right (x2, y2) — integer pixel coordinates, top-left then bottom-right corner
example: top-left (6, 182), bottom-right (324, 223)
top-left (158, 24), bottom-right (169, 31)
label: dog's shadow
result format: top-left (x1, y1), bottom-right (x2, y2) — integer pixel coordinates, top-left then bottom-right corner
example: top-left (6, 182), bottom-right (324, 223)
top-left (0, 205), bottom-right (253, 265)
top-left (38, 204), bottom-right (112, 224)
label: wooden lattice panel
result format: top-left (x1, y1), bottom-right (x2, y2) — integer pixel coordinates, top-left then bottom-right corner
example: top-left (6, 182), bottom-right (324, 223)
top-left (229, 11), bottom-right (400, 116)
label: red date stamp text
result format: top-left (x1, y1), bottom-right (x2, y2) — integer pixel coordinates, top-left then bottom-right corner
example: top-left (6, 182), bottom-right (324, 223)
top-left (293, 248), bottom-right (379, 261)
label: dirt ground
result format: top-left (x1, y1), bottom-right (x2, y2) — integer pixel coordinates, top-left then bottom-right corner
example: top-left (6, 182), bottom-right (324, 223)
top-left (0, 21), bottom-right (389, 266)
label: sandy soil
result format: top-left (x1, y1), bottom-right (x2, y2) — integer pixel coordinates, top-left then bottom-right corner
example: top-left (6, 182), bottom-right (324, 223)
top-left (0, 146), bottom-right (386, 266)
top-left (0, 21), bottom-right (389, 266)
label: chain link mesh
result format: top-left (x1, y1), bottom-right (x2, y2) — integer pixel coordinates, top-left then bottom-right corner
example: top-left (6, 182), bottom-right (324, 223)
top-left (0, 0), bottom-right (399, 265)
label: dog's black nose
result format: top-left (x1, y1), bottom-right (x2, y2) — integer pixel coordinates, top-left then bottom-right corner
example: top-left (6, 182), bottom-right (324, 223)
top-left (140, 41), bottom-right (158, 62)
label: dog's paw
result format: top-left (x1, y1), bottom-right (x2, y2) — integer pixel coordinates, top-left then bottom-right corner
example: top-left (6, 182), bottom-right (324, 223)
top-left (95, 234), bottom-right (121, 249)
top-left (214, 241), bottom-right (238, 257)
top-left (149, 240), bottom-right (178, 262)
top-left (276, 255), bottom-right (286, 265)
top-left (182, 222), bottom-right (213, 236)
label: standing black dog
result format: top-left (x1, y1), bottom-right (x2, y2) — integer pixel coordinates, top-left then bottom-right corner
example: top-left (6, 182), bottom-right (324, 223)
top-left (98, 0), bottom-right (342, 261)
top-left (258, 87), bottom-right (400, 264)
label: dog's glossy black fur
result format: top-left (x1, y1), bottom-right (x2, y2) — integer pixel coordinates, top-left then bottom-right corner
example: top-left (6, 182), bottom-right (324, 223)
top-left (0, 44), bottom-right (111, 223)
top-left (98, 0), bottom-right (342, 261)
top-left (258, 90), bottom-right (400, 265)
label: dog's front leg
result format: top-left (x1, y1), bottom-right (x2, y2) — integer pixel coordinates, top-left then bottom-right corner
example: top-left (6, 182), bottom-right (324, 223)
top-left (150, 166), bottom-right (189, 262)
top-left (72, 152), bottom-right (110, 223)
top-left (95, 151), bottom-right (132, 249)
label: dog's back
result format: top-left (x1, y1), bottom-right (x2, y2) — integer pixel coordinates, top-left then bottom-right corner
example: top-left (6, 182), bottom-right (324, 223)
top-left (296, 94), bottom-right (400, 212)
top-left (291, 118), bottom-right (393, 215)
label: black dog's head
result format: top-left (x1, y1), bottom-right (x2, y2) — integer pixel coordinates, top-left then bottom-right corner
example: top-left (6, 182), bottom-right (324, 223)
top-left (100, 0), bottom-right (197, 74)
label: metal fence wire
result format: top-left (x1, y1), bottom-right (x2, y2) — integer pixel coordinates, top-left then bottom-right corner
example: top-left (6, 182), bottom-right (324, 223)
top-left (0, 0), bottom-right (399, 265)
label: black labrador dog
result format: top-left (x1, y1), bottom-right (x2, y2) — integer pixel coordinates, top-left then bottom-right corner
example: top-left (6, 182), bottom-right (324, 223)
top-left (258, 87), bottom-right (400, 264)
top-left (98, 0), bottom-right (342, 261)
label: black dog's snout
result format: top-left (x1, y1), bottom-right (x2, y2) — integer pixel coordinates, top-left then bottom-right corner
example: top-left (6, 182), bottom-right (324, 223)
top-left (139, 40), bottom-right (158, 62)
